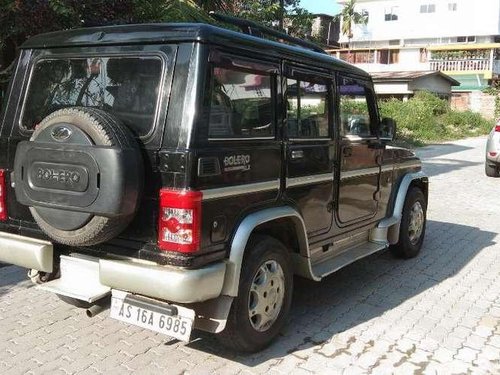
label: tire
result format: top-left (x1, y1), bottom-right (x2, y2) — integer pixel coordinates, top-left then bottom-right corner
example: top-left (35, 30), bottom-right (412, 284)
top-left (485, 161), bottom-right (500, 177)
top-left (390, 187), bottom-right (427, 259)
top-left (16, 107), bottom-right (143, 246)
top-left (217, 235), bottom-right (293, 352)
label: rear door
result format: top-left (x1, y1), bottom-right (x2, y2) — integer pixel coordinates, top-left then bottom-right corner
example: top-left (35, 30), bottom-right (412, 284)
top-left (283, 65), bottom-right (334, 237)
top-left (336, 75), bottom-right (381, 225)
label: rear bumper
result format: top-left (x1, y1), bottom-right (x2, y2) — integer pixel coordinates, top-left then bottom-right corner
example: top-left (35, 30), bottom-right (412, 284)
top-left (99, 259), bottom-right (226, 304)
top-left (0, 232), bottom-right (53, 272)
top-left (0, 232), bottom-right (226, 304)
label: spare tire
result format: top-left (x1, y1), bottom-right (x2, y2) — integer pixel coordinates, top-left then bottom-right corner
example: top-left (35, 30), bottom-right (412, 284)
top-left (14, 107), bottom-right (143, 246)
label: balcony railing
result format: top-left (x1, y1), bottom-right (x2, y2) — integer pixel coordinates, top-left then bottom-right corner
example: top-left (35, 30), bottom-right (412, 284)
top-left (430, 59), bottom-right (491, 72)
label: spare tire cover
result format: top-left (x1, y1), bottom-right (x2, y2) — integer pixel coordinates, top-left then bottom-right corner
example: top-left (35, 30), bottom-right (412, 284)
top-left (13, 107), bottom-right (143, 246)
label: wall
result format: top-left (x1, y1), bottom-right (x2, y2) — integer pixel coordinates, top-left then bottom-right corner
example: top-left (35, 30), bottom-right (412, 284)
top-left (451, 92), bottom-right (496, 119)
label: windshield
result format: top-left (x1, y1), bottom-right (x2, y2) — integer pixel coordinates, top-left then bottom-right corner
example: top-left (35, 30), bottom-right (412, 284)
top-left (22, 56), bottom-right (163, 137)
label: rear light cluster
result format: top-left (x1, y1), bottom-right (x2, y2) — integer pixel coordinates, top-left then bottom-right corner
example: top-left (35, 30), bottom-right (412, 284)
top-left (0, 170), bottom-right (7, 221)
top-left (495, 119), bottom-right (500, 132)
top-left (158, 189), bottom-right (202, 254)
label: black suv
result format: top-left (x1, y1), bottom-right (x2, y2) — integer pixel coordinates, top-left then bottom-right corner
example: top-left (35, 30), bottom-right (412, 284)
top-left (0, 17), bottom-right (428, 352)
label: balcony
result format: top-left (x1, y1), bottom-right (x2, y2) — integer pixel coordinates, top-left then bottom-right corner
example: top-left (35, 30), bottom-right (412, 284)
top-left (430, 58), bottom-right (492, 72)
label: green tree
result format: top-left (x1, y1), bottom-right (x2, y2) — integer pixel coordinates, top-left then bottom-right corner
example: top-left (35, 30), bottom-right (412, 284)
top-left (335, 0), bottom-right (367, 47)
top-left (0, 0), bottom-right (313, 101)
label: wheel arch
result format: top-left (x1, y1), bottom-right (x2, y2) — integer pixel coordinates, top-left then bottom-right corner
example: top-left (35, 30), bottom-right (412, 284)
top-left (221, 206), bottom-right (309, 297)
top-left (374, 171), bottom-right (428, 244)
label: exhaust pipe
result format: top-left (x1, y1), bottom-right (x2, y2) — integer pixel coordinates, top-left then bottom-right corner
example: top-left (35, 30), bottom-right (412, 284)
top-left (86, 299), bottom-right (110, 318)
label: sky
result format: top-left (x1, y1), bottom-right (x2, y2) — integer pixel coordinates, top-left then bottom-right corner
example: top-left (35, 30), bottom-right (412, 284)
top-left (300, 0), bottom-right (341, 16)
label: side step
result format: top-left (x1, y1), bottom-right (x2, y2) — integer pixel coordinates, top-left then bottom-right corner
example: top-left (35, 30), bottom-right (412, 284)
top-left (37, 254), bottom-right (111, 303)
top-left (311, 241), bottom-right (388, 279)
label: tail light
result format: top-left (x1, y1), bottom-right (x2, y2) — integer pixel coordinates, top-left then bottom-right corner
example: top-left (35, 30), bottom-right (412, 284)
top-left (495, 119), bottom-right (500, 132)
top-left (158, 189), bottom-right (202, 253)
top-left (0, 170), bottom-right (7, 221)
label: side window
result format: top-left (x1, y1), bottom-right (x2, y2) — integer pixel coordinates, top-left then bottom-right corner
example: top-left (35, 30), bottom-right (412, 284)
top-left (208, 66), bottom-right (274, 139)
top-left (338, 76), bottom-right (376, 137)
top-left (286, 78), bottom-right (329, 138)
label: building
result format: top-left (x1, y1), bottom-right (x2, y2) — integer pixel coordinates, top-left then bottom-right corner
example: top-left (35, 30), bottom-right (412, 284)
top-left (311, 14), bottom-right (340, 47)
top-left (331, 0), bottom-right (500, 116)
top-left (371, 71), bottom-right (460, 100)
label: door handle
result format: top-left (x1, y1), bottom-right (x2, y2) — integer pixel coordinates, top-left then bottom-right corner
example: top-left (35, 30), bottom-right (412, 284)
top-left (343, 147), bottom-right (353, 157)
top-left (291, 150), bottom-right (304, 160)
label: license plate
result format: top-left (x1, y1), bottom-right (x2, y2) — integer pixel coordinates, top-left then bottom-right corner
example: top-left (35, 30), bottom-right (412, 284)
top-left (110, 290), bottom-right (194, 342)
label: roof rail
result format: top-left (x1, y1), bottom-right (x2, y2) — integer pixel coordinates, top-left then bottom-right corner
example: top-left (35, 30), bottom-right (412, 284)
top-left (209, 12), bottom-right (327, 55)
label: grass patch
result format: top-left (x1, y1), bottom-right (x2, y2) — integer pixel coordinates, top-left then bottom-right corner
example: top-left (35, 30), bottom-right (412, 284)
top-left (379, 91), bottom-right (493, 147)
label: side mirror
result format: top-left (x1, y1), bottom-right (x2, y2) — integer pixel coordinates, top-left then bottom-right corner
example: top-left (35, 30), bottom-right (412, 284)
top-left (380, 117), bottom-right (396, 141)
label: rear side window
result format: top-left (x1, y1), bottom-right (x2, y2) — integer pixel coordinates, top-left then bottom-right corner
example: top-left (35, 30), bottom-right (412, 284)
top-left (338, 76), bottom-right (375, 137)
top-left (22, 56), bottom-right (163, 137)
top-left (208, 67), bottom-right (274, 139)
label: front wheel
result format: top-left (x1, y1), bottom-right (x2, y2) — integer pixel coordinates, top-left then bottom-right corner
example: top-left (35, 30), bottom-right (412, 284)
top-left (217, 235), bottom-right (293, 352)
top-left (390, 187), bottom-right (427, 259)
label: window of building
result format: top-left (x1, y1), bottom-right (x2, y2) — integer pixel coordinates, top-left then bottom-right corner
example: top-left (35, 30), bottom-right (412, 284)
top-left (338, 77), bottom-right (375, 137)
top-left (420, 4), bottom-right (436, 13)
top-left (419, 48), bottom-right (428, 63)
top-left (378, 49), bottom-right (400, 64)
top-left (448, 3), bottom-right (457, 11)
top-left (384, 7), bottom-right (399, 21)
top-left (339, 50), bottom-right (375, 64)
top-left (456, 36), bottom-right (476, 43)
top-left (208, 67), bottom-right (274, 139)
top-left (286, 78), bottom-right (329, 138)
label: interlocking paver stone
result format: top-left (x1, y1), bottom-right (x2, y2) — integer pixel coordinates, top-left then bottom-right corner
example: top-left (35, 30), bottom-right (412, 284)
top-left (1, 136), bottom-right (500, 374)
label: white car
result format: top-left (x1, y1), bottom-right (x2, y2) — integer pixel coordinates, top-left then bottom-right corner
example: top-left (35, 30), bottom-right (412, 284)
top-left (486, 121), bottom-right (500, 177)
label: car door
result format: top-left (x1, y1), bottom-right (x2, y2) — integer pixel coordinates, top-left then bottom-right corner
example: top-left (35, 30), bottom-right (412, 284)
top-left (284, 65), bottom-right (334, 236)
top-left (336, 74), bottom-right (381, 225)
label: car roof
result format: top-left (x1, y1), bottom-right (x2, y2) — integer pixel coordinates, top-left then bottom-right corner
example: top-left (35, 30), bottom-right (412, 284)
top-left (21, 23), bottom-right (369, 79)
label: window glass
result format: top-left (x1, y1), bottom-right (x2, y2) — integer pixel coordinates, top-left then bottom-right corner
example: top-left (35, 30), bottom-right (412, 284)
top-left (384, 7), bottom-right (399, 21)
top-left (420, 4), bottom-right (436, 13)
top-left (208, 67), bottom-right (274, 139)
top-left (286, 78), bottom-right (329, 138)
top-left (23, 57), bottom-right (162, 137)
top-left (338, 77), bottom-right (374, 137)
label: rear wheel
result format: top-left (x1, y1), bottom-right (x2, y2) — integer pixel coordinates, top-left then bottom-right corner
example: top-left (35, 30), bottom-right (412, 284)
top-left (391, 187), bottom-right (427, 259)
top-left (485, 161), bottom-right (500, 177)
top-left (217, 235), bottom-right (293, 352)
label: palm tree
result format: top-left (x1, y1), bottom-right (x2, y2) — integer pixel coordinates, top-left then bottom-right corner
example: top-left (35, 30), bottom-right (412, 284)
top-left (335, 0), bottom-right (368, 48)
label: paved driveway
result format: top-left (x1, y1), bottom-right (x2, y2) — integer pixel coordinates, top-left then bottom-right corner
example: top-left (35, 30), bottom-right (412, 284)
top-left (1, 137), bottom-right (499, 374)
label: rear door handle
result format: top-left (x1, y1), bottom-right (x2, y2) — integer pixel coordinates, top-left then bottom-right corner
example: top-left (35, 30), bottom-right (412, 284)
top-left (291, 150), bottom-right (304, 160)
top-left (343, 147), bottom-right (353, 157)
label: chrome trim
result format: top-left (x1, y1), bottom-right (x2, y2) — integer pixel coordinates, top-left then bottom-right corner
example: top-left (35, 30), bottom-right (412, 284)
top-left (395, 161), bottom-right (422, 170)
top-left (341, 167), bottom-right (380, 180)
top-left (202, 179), bottom-right (280, 201)
top-left (341, 161), bottom-right (421, 180)
top-left (208, 137), bottom-right (275, 141)
top-left (0, 232), bottom-right (53, 272)
top-left (286, 173), bottom-right (332, 188)
top-left (288, 138), bottom-right (330, 142)
top-left (100, 259), bottom-right (226, 304)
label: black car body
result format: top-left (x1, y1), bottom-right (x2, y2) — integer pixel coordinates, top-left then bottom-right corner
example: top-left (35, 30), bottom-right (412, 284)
top-left (0, 21), bottom-right (428, 352)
